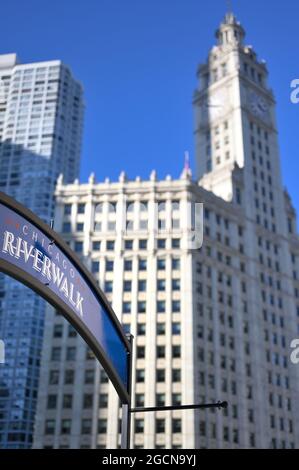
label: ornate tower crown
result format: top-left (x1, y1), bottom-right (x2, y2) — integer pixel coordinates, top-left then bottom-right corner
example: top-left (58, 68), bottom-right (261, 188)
top-left (215, 12), bottom-right (245, 46)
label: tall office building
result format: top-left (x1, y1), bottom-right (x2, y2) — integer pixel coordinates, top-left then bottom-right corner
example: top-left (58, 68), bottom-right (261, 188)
top-left (0, 53), bottom-right (84, 448)
top-left (34, 14), bottom-right (299, 449)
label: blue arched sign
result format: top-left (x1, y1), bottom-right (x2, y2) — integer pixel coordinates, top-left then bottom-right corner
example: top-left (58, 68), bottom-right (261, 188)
top-left (0, 191), bottom-right (131, 403)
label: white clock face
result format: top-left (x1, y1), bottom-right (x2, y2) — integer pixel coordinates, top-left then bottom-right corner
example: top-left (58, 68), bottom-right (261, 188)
top-left (249, 92), bottom-right (269, 120)
top-left (202, 89), bottom-right (228, 121)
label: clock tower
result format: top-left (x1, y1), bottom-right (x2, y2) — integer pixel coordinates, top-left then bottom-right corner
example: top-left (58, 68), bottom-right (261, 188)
top-left (193, 12), bottom-right (282, 219)
top-left (192, 13), bottom-right (299, 449)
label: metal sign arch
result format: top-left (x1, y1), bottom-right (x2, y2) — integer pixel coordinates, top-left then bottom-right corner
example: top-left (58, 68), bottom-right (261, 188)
top-left (0, 191), bottom-right (130, 404)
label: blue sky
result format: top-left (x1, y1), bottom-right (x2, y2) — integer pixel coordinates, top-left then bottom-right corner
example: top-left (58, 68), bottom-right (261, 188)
top-left (1, 0), bottom-right (299, 213)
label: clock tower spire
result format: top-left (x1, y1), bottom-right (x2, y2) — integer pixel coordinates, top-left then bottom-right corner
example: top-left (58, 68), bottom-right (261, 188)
top-left (193, 12), bottom-right (281, 219)
top-left (216, 11), bottom-right (245, 47)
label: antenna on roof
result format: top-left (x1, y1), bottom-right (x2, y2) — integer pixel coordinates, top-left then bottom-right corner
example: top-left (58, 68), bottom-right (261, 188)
top-left (226, 0), bottom-right (233, 13)
top-left (184, 151), bottom-right (190, 171)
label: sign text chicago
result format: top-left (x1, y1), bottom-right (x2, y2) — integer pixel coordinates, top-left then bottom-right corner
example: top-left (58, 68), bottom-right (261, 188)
top-left (2, 220), bottom-right (84, 317)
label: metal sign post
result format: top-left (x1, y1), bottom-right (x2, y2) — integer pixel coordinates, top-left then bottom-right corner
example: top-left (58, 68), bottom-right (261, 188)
top-left (121, 334), bottom-right (133, 449)
top-left (120, 331), bottom-right (227, 449)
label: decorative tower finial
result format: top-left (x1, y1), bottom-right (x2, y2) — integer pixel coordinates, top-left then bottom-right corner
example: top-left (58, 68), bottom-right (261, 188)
top-left (150, 170), bottom-right (157, 182)
top-left (57, 173), bottom-right (64, 186)
top-left (88, 172), bottom-right (96, 184)
top-left (216, 9), bottom-right (245, 46)
top-left (119, 171), bottom-right (127, 183)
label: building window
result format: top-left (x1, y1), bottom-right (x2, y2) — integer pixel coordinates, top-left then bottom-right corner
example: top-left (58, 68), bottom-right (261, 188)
top-left (138, 280), bottom-right (146, 292)
top-left (156, 419), bottom-right (165, 434)
top-left (137, 323), bottom-right (146, 335)
top-left (123, 302), bottom-right (131, 313)
top-left (172, 238), bottom-right (180, 249)
top-left (236, 187), bottom-right (242, 205)
top-left (99, 394), bottom-right (108, 408)
top-left (98, 419), bottom-right (107, 434)
top-left (63, 394), bottom-right (73, 409)
top-left (172, 393), bottom-right (181, 406)
top-left (78, 203), bottom-right (85, 214)
top-left (108, 221), bottom-right (116, 231)
top-left (157, 259), bottom-right (166, 270)
top-left (49, 370), bottom-right (59, 385)
top-left (124, 260), bottom-right (132, 271)
top-left (139, 239), bottom-right (147, 250)
top-left (157, 301), bottom-right (165, 313)
top-left (156, 369), bottom-right (165, 382)
top-left (47, 395), bottom-right (57, 409)
top-left (156, 394), bottom-right (165, 407)
top-left (61, 419), bottom-right (71, 435)
top-left (135, 419), bottom-right (144, 434)
top-left (172, 300), bottom-right (181, 313)
top-left (105, 281), bottom-right (113, 293)
top-left (84, 369), bottom-right (94, 384)
top-left (68, 325), bottom-right (77, 337)
top-left (137, 346), bottom-right (145, 359)
top-left (172, 418), bottom-right (182, 434)
top-left (92, 261), bottom-right (100, 273)
top-left (45, 420), bottom-right (55, 435)
top-left (81, 419), bottom-right (92, 434)
top-left (138, 301), bottom-right (146, 313)
top-left (106, 260), bottom-right (114, 271)
top-left (172, 369), bottom-right (181, 382)
top-left (157, 323), bottom-right (166, 335)
top-left (106, 240), bottom-right (115, 251)
top-left (138, 259), bottom-right (147, 271)
top-left (123, 280), bottom-right (131, 292)
top-left (83, 394), bottom-right (93, 409)
top-left (172, 345), bottom-right (181, 358)
top-left (172, 322), bottom-right (181, 335)
top-left (123, 323), bottom-right (130, 335)
top-left (51, 347), bottom-right (61, 361)
top-left (172, 218), bottom-right (180, 229)
top-left (100, 370), bottom-right (108, 383)
top-left (157, 345), bottom-right (165, 357)
top-left (158, 239), bottom-right (166, 249)
top-left (172, 279), bottom-right (180, 291)
top-left (74, 241), bottom-right (83, 253)
top-left (62, 222), bottom-right (71, 233)
top-left (135, 394), bottom-right (145, 407)
top-left (53, 324), bottom-right (63, 338)
top-left (172, 258), bottom-right (180, 270)
top-left (139, 220), bottom-right (148, 230)
top-left (125, 239), bottom-right (133, 250)
top-left (157, 279), bottom-right (166, 291)
top-left (136, 369), bottom-right (145, 383)
top-left (140, 201), bottom-right (148, 211)
top-left (108, 202), bottom-right (116, 213)
top-left (66, 347), bottom-right (76, 361)
top-left (126, 201), bottom-right (134, 212)
top-left (64, 204), bottom-right (72, 215)
top-left (76, 222), bottom-right (84, 232)
top-left (64, 369), bottom-right (75, 384)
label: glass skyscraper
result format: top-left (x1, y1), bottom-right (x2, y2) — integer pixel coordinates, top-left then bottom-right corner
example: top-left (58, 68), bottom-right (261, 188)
top-left (0, 53), bottom-right (84, 448)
